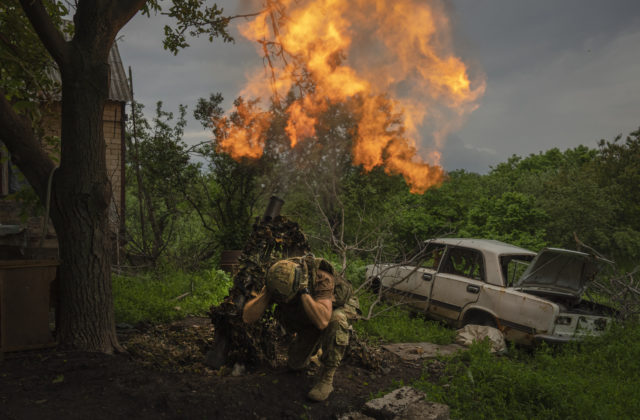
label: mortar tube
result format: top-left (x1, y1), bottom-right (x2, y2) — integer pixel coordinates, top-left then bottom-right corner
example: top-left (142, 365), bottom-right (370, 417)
top-left (262, 195), bottom-right (284, 222)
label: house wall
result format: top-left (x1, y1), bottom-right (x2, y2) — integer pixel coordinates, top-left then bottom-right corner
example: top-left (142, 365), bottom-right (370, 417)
top-left (40, 101), bottom-right (125, 231)
top-left (0, 101), bottom-right (126, 248)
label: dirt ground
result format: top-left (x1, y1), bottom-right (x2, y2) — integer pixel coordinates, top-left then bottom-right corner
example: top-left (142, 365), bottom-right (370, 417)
top-left (0, 317), bottom-right (425, 420)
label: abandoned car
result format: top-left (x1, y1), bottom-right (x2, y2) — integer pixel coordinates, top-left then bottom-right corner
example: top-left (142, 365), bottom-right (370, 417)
top-left (366, 238), bottom-right (616, 345)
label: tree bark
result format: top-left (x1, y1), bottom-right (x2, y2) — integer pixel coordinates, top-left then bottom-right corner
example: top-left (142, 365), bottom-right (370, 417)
top-left (3, 0), bottom-right (147, 353)
top-left (49, 35), bottom-right (118, 351)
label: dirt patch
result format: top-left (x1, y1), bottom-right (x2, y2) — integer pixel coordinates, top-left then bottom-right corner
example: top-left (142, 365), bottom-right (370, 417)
top-left (0, 317), bottom-right (424, 419)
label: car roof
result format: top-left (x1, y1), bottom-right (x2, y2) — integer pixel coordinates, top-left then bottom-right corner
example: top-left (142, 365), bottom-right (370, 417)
top-left (427, 238), bottom-right (536, 256)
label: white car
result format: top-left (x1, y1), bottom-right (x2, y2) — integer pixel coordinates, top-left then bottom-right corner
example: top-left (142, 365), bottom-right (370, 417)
top-left (366, 238), bottom-right (616, 345)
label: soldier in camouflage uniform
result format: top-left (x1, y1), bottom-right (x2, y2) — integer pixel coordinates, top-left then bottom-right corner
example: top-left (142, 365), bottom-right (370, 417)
top-left (243, 257), bottom-right (355, 402)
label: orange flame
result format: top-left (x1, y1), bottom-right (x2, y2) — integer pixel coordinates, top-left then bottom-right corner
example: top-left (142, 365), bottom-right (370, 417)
top-left (221, 0), bottom-right (485, 193)
top-left (216, 99), bottom-right (270, 160)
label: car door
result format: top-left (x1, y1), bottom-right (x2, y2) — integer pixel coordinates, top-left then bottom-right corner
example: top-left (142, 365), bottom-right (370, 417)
top-left (428, 246), bottom-right (485, 321)
top-left (379, 242), bottom-right (445, 311)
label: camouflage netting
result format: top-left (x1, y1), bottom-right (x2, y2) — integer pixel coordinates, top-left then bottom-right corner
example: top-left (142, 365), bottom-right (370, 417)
top-left (207, 215), bottom-right (310, 369)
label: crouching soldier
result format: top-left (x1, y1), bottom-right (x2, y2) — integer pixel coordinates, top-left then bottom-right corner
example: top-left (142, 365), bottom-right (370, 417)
top-left (242, 255), bottom-right (358, 402)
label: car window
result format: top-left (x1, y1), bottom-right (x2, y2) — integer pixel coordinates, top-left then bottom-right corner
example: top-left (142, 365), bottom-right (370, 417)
top-left (441, 247), bottom-right (485, 281)
top-left (419, 243), bottom-right (446, 270)
top-left (501, 255), bottom-right (534, 287)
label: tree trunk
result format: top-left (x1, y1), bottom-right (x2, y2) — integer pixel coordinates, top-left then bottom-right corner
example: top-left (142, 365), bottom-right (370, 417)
top-left (48, 46), bottom-right (120, 352)
top-left (8, 0), bottom-right (147, 353)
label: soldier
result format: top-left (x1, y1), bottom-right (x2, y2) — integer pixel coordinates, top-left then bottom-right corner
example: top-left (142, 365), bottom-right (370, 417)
top-left (242, 256), bottom-right (355, 402)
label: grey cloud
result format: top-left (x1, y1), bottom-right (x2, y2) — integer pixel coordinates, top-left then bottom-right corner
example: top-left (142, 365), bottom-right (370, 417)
top-left (440, 134), bottom-right (500, 174)
top-left (452, 0), bottom-right (640, 75)
top-left (454, 25), bottom-right (640, 161)
top-left (118, 6), bottom-right (260, 145)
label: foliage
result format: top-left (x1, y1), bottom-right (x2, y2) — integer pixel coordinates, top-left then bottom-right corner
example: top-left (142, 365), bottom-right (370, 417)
top-left (0, 0), bottom-right (68, 112)
top-left (143, 0), bottom-right (234, 55)
top-left (125, 101), bottom-right (202, 265)
top-left (113, 268), bottom-right (232, 324)
top-left (125, 95), bottom-right (265, 265)
top-left (460, 191), bottom-right (549, 250)
top-left (593, 129), bottom-right (640, 265)
top-left (190, 95), bottom-right (265, 250)
top-left (389, 170), bottom-right (484, 251)
top-left (412, 322), bottom-right (640, 419)
top-left (339, 256), bottom-right (369, 288)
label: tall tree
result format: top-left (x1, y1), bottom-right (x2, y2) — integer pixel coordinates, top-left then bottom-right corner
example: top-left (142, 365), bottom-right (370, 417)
top-left (0, 0), bottom-right (233, 352)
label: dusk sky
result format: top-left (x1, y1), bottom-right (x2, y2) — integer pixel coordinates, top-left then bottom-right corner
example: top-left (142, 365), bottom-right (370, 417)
top-left (118, 0), bottom-right (640, 173)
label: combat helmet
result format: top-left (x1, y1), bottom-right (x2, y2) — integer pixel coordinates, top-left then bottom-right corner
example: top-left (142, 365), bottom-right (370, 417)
top-left (266, 259), bottom-right (303, 303)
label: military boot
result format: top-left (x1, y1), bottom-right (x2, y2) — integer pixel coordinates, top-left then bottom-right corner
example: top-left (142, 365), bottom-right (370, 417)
top-left (307, 366), bottom-right (336, 402)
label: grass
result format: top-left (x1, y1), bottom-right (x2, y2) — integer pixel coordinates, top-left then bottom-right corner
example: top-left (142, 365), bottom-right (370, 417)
top-left (411, 322), bottom-right (640, 419)
top-left (353, 291), bottom-right (456, 345)
top-left (113, 268), bottom-right (232, 324)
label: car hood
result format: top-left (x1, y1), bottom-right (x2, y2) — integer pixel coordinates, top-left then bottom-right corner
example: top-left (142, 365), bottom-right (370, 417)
top-left (514, 248), bottom-right (612, 297)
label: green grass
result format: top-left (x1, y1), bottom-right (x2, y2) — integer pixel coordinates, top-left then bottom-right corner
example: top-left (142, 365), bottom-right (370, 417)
top-left (113, 268), bottom-right (232, 324)
top-left (412, 322), bottom-right (640, 420)
top-left (353, 291), bottom-right (456, 345)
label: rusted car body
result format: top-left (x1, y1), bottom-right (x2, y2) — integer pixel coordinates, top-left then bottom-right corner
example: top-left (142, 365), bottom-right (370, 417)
top-left (366, 238), bottom-right (615, 345)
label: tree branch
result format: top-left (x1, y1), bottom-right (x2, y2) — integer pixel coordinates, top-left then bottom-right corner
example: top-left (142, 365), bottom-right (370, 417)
top-left (111, 0), bottom-right (148, 29)
top-left (19, 0), bottom-right (69, 67)
top-left (0, 88), bottom-right (55, 199)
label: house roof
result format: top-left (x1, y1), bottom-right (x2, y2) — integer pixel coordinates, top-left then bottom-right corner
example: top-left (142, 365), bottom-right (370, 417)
top-left (106, 41), bottom-right (132, 103)
top-left (51, 38), bottom-right (132, 103)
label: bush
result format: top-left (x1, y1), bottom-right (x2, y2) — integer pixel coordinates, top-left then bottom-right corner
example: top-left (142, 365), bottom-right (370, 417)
top-left (413, 321), bottom-right (640, 419)
top-left (113, 268), bottom-right (232, 324)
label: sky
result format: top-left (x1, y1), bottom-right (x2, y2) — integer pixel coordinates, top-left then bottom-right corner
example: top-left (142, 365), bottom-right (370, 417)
top-left (117, 0), bottom-right (640, 174)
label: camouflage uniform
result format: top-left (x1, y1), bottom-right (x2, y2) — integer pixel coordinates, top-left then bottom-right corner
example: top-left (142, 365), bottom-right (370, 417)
top-left (276, 270), bottom-right (352, 371)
